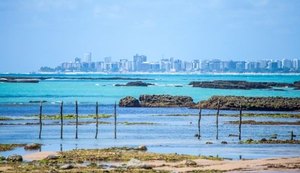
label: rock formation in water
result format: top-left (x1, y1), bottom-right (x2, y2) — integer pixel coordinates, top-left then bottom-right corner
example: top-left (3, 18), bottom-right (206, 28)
top-left (195, 95), bottom-right (300, 111)
top-left (189, 80), bottom-right (293, 90)
top-left (119, 94), bottom-right (195, 107)
top-left (115, 81), bottom-right (154, 87)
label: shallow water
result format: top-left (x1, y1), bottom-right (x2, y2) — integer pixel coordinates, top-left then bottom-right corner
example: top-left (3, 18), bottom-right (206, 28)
top-left (0, 74), bottom-right (300, 159)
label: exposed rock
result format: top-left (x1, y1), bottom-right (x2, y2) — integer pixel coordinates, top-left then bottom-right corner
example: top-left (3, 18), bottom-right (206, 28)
top-left (139, 94), bottom-right (195, 107)
top-left (195, 96), bottom-right (300, 111)
top-left (7, 155), bottom-right (23, 162)
top-left (189, 80), bottom-right (293, 90)
top-left (228, 134), bottom-right (239, 137)
top-left (0, 77), bottom-right (40, 83)
top-left (221, 141), bottom-right (228, 144)
top-left (136, 145), bottom-right (147, 151)
top-left (228, 120), bottom-right (300, 125)
top-left (185, 159), bottom-right (197, 166)
top-left (206, 142), bottom-right (213, 144)
top-left (119, 94), bottom-right (196, 107)
top-left (24, 143), bottom-right (41, 150)
top-left (0, 156), bottom-right (6, 161)
top-left (60, 164), bottom-right (74, 170)
top-left (46, 155), bottom-right (59, 160)
top-left (119, 96), bottom-right (141, 107)
top-left (115, 81), bottom-right (154, 87)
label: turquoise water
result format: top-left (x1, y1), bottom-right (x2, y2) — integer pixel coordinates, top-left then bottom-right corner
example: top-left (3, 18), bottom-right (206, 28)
top-left (0, 74), bottom-right (300, 104)
top-left (0, 73), bottom-right (300, 159)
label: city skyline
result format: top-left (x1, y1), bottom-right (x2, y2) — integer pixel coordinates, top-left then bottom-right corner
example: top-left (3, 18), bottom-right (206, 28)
top-left (40, 53), bottom-right (300, 73)
top-left (1, 0), bottom-right (300, 72)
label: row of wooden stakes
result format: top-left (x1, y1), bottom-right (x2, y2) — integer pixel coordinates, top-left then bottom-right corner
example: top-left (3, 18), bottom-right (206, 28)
top-left (37, 100), bottom-right (242, 140)
top-left (38, 101), bottom-right (117, 139)
top-left (197, 100), bottom-right (243, 140)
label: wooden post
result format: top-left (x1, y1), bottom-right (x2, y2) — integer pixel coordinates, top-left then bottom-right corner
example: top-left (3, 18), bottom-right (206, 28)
top-left (216, 100), bottom-right (220, 140)
top-left (95, 101), bottom-right (99, 139)
top-left (114, 102), bottom-right (117, 139)
top-left (39, 101), bottom-right (43, 139)
top-left (290, 131), bottom-right (295, 140)
top-left (60, 101), bottom-right (63, 139)
top-left (239, 103), bottom-right (242, 141)
top-left (75, 100), bottom-right (78, 139)
top-left (198, 106), bottom-right (202, 140)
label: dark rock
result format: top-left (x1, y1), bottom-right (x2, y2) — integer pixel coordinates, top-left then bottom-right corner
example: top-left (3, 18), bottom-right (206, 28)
top-left (271, 134), bottom-right (278, 139)
top-left (0, 77), bottom-right (40, 83)
top-left (60, 164), bottom-right (74, 170)
top-left (0, 156), bottom-right (6, 161)
top-left (115, 81), bottom-right (154, 87)
top-left (194, 96), bottom-right (300, 111)
top-left (194, 134), bottom-right (200, 138)
top-left (24, 143), bottom-right (41, 150)
top-left (139, 94), bottom-right (195, 107)
top-left (221, 141), bottom-right (228, 144)
top-left (260, 138), bottom-right (267, 142)
top-left (206, 142), bottom-right (213, 144)
top-left (119, 96), bottom-right (141, 107)
top-left (185, 160), bottom-right (197, 166)
top-left (189, 80), bottom-right (292, 90)
top-left (136, 145), bottom-right (147, 151)
top-left (46, 155), bottom-right (59, 160)
top-left (7, 155), bottom-right (23, 162)
top-left (245, 139), bottom-right (254, 143)
top-left (228, 134), bottom-right (239, 137)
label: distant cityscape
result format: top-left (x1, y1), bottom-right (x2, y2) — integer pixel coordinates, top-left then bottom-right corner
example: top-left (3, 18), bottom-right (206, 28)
top-left (40, 53), bottom-right (300, 73)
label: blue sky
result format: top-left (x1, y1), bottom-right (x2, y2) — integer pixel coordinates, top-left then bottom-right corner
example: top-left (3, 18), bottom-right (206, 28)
top-left (0, 0), bottom-right (300, 72)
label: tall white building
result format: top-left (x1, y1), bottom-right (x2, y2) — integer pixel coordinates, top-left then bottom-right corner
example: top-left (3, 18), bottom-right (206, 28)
top-left (84, 52), bottom-right (92, 63)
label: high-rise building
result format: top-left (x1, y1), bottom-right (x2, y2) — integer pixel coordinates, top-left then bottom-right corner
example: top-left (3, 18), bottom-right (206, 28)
top-left (133, 54), bottom-right (147, 71)
top-left (84, 52), bottom-right (92, 63)
top-left (282, 59), bottom-right (292, 69)
top-left (292, 59), bottom-right (300, 70)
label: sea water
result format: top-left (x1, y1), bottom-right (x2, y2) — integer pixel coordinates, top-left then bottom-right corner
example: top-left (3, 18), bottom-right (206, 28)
top-left (0, 73), bottom-right (300, 159)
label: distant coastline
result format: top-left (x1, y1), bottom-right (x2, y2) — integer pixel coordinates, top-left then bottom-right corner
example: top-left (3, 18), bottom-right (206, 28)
top-left (1, 72), bottom-right (300, 76)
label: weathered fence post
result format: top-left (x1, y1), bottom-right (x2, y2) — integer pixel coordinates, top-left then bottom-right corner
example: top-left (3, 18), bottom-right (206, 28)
top-left (60, 101), bottom-right (63, 139)
top-left (39, 101), bottom-right (43, 139)
top-left (290, 131), bottom-right (295, 140)
top-left (75, 100), bottom-right (78, 139)
top-left (114, 102), bottom-right (117, 139)
top-left (198, 105), bottom-right (202, 140)
top-left (239, 103), bottom-right (242, 141)
top-left (95, 101), bottom-right (99, 139)
top-left (216, 100), bottom-right (220, 140)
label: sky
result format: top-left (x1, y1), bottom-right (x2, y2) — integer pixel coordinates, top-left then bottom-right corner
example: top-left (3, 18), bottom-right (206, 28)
top-left (0, 0), bottom-right (300, 72)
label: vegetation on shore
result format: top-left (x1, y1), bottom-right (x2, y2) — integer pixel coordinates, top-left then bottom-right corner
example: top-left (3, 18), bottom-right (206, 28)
top-left (228, 120), bottom-right (300, 125)
top-left (30, 114), bottom-right (112, 120)
top-left (152, 113), bottom-right (300, 118)
top-left (0, 144), bottom-right (26, 151)
top-left (0, 147), bottom-right (223, 172)
top-left (240, 139), bottom-right (300, 144)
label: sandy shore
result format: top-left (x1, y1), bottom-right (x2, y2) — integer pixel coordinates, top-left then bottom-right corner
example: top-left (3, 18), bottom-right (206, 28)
top-left (20, 151), bottom-right (300, 172)
top-left (23, 151), bottom-right (58, 161)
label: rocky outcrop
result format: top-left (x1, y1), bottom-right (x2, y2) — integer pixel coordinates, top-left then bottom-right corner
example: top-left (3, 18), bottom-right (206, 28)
top-left (7, 155), bottom-right (23, 162)
top-left (139, 94), bottom-right (195, 107)
top-left (119, 96), bottom-right (141, 107)
top-left (189, 80), bottom-right (293, 90)
top-left (195, 96), bottom-right (300, 111)
top-left (24, 143), bottom-right (41, 150)
top-left (294, 81), bottom-right (300, 90)
top-left (0, 78), bottom-right (39, 83)
top-left (115, 81), bottom-right (154, 87)
top-left (119, 94), bottom-right (195, 107)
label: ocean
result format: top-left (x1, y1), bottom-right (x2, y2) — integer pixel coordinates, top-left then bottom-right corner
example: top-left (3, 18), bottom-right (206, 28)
top-left (0, 73), bottom-right (300, 159)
